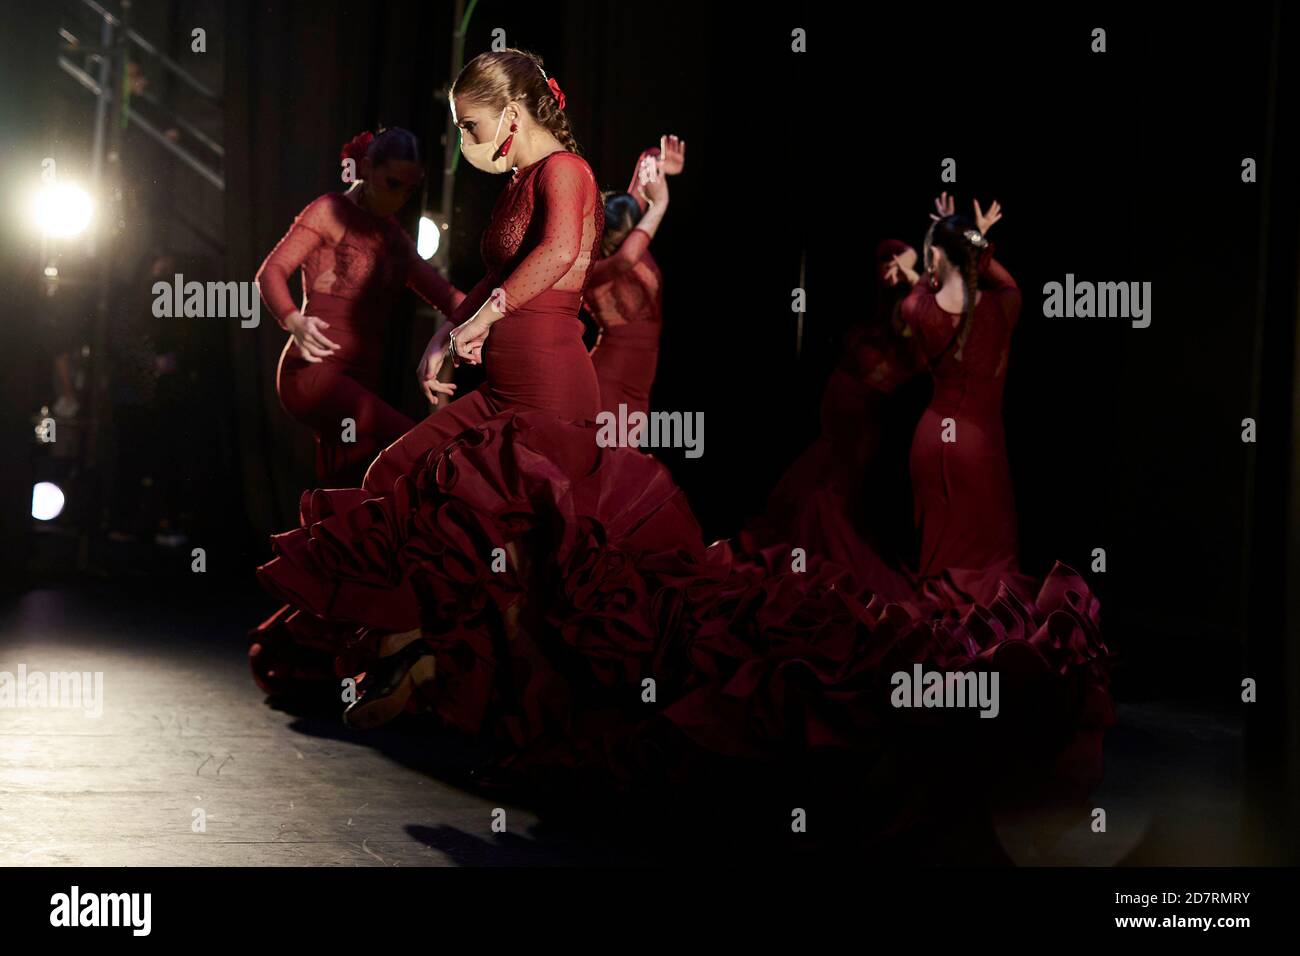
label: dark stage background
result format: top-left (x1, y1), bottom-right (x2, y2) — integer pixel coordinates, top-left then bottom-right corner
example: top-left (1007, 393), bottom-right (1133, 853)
top-left (0, 1), bottom-right (1297, 862)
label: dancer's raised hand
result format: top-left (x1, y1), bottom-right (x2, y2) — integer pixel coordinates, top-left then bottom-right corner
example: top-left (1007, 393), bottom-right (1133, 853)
top-left (640, 166), bottom-right (669, 205)
top-left (929, 191), bottom-right (955, 221)
top-left (659, 134), bottom-right (686, 174)
top-left (286, 310), bottom-right (339, 363)
top-left (974, 198), bottom-right (1002, 236)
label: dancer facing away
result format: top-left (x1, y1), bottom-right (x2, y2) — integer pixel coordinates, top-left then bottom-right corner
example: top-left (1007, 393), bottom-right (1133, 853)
top-left (253, 59), bottom-right (1111, 822)
top-left (900, 193), bottom-right (1033, 606)
top-left (585, 135), bottom-right (685, 418)
top-left (256, 127), bottom-right (465, 487)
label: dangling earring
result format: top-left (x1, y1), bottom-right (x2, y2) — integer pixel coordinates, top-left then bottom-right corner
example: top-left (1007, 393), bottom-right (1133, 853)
top-left (499, 122), bottom-right (519, 159)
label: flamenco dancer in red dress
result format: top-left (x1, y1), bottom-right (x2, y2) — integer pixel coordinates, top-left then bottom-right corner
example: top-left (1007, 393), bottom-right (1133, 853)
top-left (249, 128), bottom-right (465, 696)
top-left (252, 51), bottom-right (1111, 841)
top-left (353, 57), bottom-right (604, 496)
top-left (899, 195), bottom-right (1046, 610)
top-left (585, 135), bottom-right (684, 418)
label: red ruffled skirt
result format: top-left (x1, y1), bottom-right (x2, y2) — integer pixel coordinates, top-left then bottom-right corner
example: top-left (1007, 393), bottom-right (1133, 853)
top-left (251, 410), bottom-right (1113, 812)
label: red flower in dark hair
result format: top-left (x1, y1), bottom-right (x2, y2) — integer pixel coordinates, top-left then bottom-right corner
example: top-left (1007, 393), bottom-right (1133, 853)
top-left (546, 77), bottom-right (566, 111)
top-left (340, 130), bottom-right (374, 163)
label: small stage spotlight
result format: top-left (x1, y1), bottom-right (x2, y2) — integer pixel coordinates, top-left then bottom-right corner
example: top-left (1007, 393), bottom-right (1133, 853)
top-left (32, 481), bottom-right (66, 521)
top-left (417, 215), bottom-right (440, 260)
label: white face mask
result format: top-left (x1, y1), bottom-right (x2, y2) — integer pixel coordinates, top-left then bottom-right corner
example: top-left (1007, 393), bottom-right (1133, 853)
top-left (460, 107), bottom-right (513, 174)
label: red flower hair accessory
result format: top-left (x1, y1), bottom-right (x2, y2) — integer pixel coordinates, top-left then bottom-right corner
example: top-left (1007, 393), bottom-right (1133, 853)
top-left (340, 131), bottom-right (374, 163)
top-left (546, 77), bottom-right (566, 110)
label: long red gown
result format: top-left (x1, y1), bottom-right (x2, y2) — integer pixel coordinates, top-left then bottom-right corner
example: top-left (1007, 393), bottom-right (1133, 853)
top-left (257, 191), bottom-right (464, 486)
top-left (900, 246), bottom-right (1032, 605)
top-left (585, 150), bottom-right (665, 417)
top-left (252, 173), bottom-right (1111, 819)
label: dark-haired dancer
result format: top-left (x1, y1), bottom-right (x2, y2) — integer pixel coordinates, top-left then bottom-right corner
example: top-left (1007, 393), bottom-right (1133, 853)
top-left (257, 127), bottom-right (464, 487)
top-left (252, 58), bottom-right (1111, 828)
top-left (250, 128), bottom-right (463, 695)
top-left (586, 135), bottom-right (685, 418)
top-left (900, 194), bottom-right (1034, 606)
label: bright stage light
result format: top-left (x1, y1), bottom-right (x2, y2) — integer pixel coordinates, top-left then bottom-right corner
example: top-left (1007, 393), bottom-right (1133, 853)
top-left (32, 482), bottom-right (65, 521)
top-left (32, 182), bottom-right (94, 238)
top-left (417, 215), bottom-right (439, 259)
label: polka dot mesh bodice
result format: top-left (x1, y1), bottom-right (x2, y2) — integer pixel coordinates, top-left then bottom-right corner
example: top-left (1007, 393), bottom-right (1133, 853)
top-left (480, 150), bottom-right (604, 312)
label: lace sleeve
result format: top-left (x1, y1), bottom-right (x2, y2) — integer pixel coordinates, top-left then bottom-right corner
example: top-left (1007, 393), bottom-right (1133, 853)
top-left (493, 153), bottom-right (594, 315)
top-left (255, 196), bottom-right (343, 330)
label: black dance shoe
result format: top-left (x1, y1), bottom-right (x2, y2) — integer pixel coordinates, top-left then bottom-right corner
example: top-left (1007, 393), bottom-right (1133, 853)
top-left (343, 640), bottom-right (437, 730)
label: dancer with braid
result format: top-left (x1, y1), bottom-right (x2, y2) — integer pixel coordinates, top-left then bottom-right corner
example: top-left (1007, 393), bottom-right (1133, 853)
top-left (355, 53), bottom-right (603, 495)
top-left (900, 193), bottom-right (1037, 605)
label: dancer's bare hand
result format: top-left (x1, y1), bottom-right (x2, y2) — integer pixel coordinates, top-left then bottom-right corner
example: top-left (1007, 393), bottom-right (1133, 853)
top-left (417, 335), bottom-right (458, 406)
top-left (929, 191), bottom-right (955, 221)
top-left (416, 334), bottom-right (443, 383)
top-left (974, 198), bottom-right (1002, 236)
top-left (450, 310), bottom-right (493, 366)
top-left (659, 134), bottom-right (686, 174)
top-left (640, 167), bottom-right (669, 204)
top-left (286, 311), bottom-right (339, 363)
top-left (423, 355), bottom-right (458, 407)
